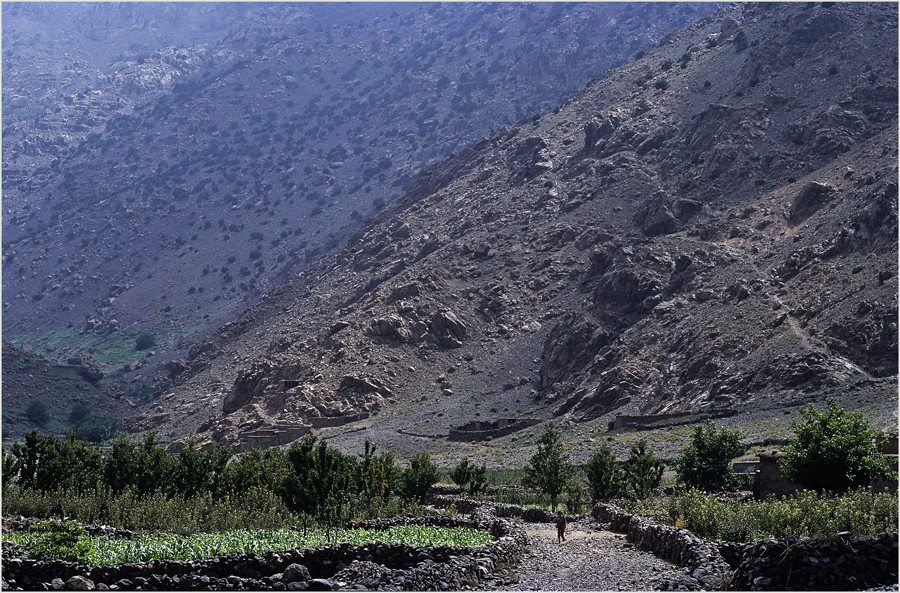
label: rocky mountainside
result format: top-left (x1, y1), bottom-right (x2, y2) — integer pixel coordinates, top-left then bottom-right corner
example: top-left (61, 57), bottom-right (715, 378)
top-left (128, 2), bottom-right (898, 452)
top-left (1, 342), bottom-right (132, 442)
top-left (2, 3), bottom-right (716, 405)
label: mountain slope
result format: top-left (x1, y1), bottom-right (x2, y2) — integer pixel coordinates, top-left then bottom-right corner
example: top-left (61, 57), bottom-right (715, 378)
top-left (129, 2), bottom-right (898, 452)
top-left (2, 3), bottom-right (717, 402)
top-left (1, 342), bottom-right (132, 442)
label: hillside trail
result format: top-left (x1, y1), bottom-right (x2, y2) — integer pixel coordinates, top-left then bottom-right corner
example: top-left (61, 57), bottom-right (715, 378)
top-left (504, 519), bottom-right (682, 591)
top-left (746, 259), bottom-right (872, 381)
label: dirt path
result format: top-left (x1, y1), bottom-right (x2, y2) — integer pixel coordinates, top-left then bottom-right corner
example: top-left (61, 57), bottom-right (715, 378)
top-left (502, 520), bottom-right (682, 591)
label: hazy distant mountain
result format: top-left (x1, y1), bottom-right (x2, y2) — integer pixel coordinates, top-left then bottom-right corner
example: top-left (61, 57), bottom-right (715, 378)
top-left (3, 3), bottom-right (717, 410)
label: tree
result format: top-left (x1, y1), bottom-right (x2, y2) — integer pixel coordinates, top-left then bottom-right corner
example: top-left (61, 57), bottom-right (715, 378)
top-left (134, 332), bottom-right (156, 351)
top-left (450, 458), bottom-right (473, 489)
top-left (285, 435), bottom-right (358, 524)
top-left (779, 398), bottom-right (896, 492)
top-left (522, 423), bottom-right (574, 511)
top-left (624, 439), bottom-right (664, 499)
top-left (585, 443), bottom-right (624, 502)
top-left (402, 452), bottom-right (439, 504)
top-left (359, 439), bottom-right (400, 501)
top-left (467, 462), bottom-right (487, 496)
top-left (26, 400), bottom-right (50, 426)
top-left (674, 421), bottom-right (744, 492)
top-left (450, 458), bottom-right (487, 496)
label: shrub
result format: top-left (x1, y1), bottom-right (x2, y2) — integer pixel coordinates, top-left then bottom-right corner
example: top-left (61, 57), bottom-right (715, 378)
top-left (733, 30), bottom-right (748, 52)
top-left (674, 421), bottom-right (744, 492)
top-left (564, 481), bottom-right (586, 514)
top-left (522, 424), bottom-right (573, 511)
top-left (285, 435), bottom-right (358, 525)
top-left (467, 462), bottom-right (487, 496)
top-left (450, 458), bottom-right (487, 496)
top-left (779, 398), bottom-right (896, 492)
top-left (668, 488), bottom-right (899, 542)
top-left (26, 401), bottom-right (50, 426)
top-left (72, 414), bottom-right (120, 444)
top-left (402, 453), bottom-right (439, 504)
top-left (134, 332), bottom-right (156, 351)
top-left (26, 519), bottom-right (95, 563)
top-left (585, 443), bottom-right (623, 502)
top-left (68, 402), bottom-right (91, 425)
top-left (654, 78), bottom-right (669, 90)
top-left (358, 439), bottom-right (401, 501)
top-left (624, 439), bottom-right (664, 499)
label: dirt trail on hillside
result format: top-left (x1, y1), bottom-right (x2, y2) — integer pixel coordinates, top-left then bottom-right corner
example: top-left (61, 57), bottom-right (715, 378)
top-left (504, 520), bottom-right (681, 591)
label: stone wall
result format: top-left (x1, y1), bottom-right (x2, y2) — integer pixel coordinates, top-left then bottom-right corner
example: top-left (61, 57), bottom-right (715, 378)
top-left (309, 413), bottom-right (369, 429)
top-left (592, 503), bottom-right (732, 590)
top-left (447, 418), bottom-right (541, 442)
top-left (592, 502), bottom-right (899, 591)
top-left (2, 515), bottom-right (526, 591)
top-left (729, 532), bottom-right (898, 590)
top-left (608, 409), bottom-right (737, 431)
top-left (432, 495), bottom-right (580, 523)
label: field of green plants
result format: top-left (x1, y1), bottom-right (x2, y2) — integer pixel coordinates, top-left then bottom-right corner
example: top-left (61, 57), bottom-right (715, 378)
top-left (665, 488), bottom-right (899, 542)
top-left (6, 519), bottom-right (493, 566)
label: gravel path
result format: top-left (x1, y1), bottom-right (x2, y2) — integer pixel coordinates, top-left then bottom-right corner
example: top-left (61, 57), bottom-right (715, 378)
top-left (502, 520), bottom-right (682, 591)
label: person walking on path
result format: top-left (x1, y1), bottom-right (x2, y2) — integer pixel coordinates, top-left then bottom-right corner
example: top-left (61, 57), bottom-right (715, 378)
top-left (556, 512), bottom-right (567, 543)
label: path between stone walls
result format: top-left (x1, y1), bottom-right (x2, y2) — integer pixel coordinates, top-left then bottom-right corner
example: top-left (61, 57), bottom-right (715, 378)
top-left (504, 520), bottom-right (683, 591)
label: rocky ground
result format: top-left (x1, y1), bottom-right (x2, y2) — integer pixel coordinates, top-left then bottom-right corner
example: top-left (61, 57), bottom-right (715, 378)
top-left (504, 520), bottom-right (681, 591)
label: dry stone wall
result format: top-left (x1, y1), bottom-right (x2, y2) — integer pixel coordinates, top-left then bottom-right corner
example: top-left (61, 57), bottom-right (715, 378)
top-left (729, 532), bottom-right (898, 591)
top-left (592, 502), bottom-right (899, 591)
top-left (592, 502), bottom-right (732, 590)
top-left (1, 516), bottom-right (526, 591)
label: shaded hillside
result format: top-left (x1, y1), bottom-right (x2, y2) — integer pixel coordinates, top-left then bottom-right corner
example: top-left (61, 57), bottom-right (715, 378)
top-left (1, 342), bottom-right (133, 442)
top-left (2, 3), bottom-right (716, 401)
top-left (128, 2), bottom-right (898, 449)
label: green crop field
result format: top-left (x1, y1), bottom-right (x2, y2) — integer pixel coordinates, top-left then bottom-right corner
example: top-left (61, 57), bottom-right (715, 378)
top-left (6, 524), bottom-right (494, 566)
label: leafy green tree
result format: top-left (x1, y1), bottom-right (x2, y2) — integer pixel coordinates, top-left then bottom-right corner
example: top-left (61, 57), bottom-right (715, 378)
top-left (2, 448), bottom-right (21, 488)
top-left (779, 398), bottom-right (897, 492)
top-left (10, 430), bottom-right (103, 492)
top-left (467, 462), bottom-right (487, 496)
top-left (172, 438), bottom-right (232, 498)
top-left (624, 439), bottom-right (664, 499)
top-left (450, 458), bottom-right (487, 496)
top-left (103, 434), bottom-right (140, 495)
top-left (285, 435), bottom-right (358, 524)
top-left (72, 414), bottom-right (120, 444)
top-left (450, 458), bottom-right (473, 489)
top-left (26, 400), bottom-right (50, 427)
top-left (585, 443), bottom-right (624, 502)
top-left (674, 421), bottom-right (744, 492)
top-left (402, 452), bottom-right (439, 504)
top-left (565, 479), bottom-right (586, 513)
top-left (222, 445), bottom-right (292, 497)
top-left (132, 431), bottom-right (178, 496)
top-left (522, 423), bottom-right (574, 511)
top-left (358, 439), bottom-right (400, 500)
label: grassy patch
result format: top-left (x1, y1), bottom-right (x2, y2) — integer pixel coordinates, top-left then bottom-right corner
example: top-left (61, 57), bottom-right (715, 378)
top-left (10, 324), bottom-right (207, 372)
top-left (666, 489), bottom-right (898, 542)
top-left (6, 524), bottom-right (494, 566)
